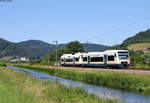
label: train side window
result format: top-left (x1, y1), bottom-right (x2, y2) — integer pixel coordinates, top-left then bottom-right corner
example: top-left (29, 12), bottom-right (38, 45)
top-left (91, 57), bottom-right (102, 62)
top-left (83, 57), bottom-right (87, 62)
top-left (99, 57), bottom-right (103, 62)
top-left (108, 56), bottom-right (114, 61)
top-left (66, 59), bottom-right (73, 62)
top-left (75, 58), bottom-right (79, 62)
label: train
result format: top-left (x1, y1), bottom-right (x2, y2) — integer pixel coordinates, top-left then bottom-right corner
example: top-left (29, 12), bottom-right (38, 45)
top-left (60, 50), bottom-right (130, 68)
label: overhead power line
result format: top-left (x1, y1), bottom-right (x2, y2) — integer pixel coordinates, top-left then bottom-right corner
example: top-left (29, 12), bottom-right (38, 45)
top-left (82, 15), bottom-right (150, 42)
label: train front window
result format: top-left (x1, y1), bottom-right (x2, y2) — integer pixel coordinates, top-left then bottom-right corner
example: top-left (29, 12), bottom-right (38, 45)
top-left (119, 55), bottom-right (128, 59)
top-left (118, 52), bottom-right (129, 59)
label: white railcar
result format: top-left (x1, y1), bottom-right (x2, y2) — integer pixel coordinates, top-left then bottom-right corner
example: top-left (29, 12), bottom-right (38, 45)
top-left (60, 50), bottom-right (130, 68)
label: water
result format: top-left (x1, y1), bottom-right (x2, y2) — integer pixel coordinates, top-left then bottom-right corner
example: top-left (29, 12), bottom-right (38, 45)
top-left (7, 66), bottom-right (150, 103)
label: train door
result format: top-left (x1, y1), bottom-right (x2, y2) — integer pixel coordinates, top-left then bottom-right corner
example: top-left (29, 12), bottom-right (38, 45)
top-left (88, 56), bottom-right (90, 64)
top-left (104, 55), bottom-right (107, 64)
top-left (73, 57), bottom-right (75, 65)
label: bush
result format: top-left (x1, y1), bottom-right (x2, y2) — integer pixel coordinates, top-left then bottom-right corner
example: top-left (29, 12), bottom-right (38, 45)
top-left (0, 62), bottom-right (7, 67)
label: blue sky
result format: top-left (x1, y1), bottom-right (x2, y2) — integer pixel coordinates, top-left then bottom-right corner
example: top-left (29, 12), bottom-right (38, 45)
top-left (0, 0), bottom-right (150, 46)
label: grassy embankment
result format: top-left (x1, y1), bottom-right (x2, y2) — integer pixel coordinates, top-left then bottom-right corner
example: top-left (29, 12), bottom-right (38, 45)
top-left (128, 43), bottom-right (150, 51)
top-left (15, 65), bottom-right (150, 94)
top-left (0, 66), bottom-right (116, 103)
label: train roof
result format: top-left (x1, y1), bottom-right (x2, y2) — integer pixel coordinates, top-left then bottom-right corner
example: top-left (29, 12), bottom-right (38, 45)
top-left (61, 54), bottom-right (74, 58)
top-left (61, 50), bottom-right (129, 58)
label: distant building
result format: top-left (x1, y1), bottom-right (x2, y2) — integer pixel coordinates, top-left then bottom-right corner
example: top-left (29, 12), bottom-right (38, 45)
top-left (20, 57), bottom-right (29, 61)
top-left (11, 59), bottom-right (20, 62)
top-left (143, 50), bottom-right (150, 53)
top-left (11, 57), bottom-right (29, 62)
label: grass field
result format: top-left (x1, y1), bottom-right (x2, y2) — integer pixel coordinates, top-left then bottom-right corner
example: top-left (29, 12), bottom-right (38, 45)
top-left (0, 66), bottom-right (117, 103)
top-left (128, 43), bottom-right (150, 51)
top-left (14, 65), bottom-right (150, 94)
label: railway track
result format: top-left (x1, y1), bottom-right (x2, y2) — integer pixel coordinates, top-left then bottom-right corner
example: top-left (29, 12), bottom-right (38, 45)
top-left (51, 66), bottom-right (150, 74)
top-left (58, 66), bottom-right (150, 71)
top-left (32, 65), bottom-right (150, 74)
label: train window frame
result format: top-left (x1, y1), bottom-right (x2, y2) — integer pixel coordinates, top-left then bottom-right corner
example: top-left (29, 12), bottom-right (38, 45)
top-left (108, 55), bottom-right (115, 61)
top-left (114, 53), bottom-right (117, 57)
top-left (90, 57), bottom-right (103, 62)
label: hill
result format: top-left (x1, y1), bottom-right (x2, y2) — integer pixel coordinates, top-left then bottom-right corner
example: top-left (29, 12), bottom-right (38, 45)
top-left (19, 40), bottom-right (108, 55)
top-left (19, 40), bottom-right (56, 58)
top-left (19, 40), bottom-right (55, 52)
top-left (58, 43), bottom-right (109, 52)
top-left (0, 38), bottom-right (33, 58)
top-left (0, 38), bottom-right (109, 60)
top-left (128, 43), bottom-right (150, 51)
top-left (82, 43), bottom-right (109, 52)
top-left (0, 39), bottom-right (56, 59)
top-left (110, 29), bottom-right (150, 50)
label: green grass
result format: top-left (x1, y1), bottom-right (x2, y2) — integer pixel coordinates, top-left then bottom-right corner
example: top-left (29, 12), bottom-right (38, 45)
top-left (130, 64), bottom-right (150, 69)
top-left (130, 52), bottom-right (150, 69)
top-left (14, 65), bottom-right (150, 94)
top-left (128, 43), bottom-right (150, 51)
top-left (0, 66), bottom-right (117, 103)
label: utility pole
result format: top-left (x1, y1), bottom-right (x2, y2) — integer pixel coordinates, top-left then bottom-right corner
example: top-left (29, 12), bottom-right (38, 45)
top-left (53, 40), bottom-right (58, 66)
top-left (48, 55), bottom-right (50, 65)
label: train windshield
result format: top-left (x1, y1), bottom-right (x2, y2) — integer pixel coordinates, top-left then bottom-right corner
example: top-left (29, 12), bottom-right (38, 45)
top-left (118, 52), bottom-right (129, 59)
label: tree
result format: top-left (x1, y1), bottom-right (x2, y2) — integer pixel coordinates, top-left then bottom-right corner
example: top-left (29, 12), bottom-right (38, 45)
top-left (66, 41), bottom-right (85, 54)
top-left (40, 41), bottom-right (85, 65)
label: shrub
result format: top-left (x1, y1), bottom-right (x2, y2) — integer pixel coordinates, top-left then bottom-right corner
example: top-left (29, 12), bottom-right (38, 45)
top-left (0, 62), bottom-right (7, 67)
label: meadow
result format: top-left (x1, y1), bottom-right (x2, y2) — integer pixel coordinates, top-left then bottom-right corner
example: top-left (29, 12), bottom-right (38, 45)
top-left (0, 66), bottom-right (116, 103)
top-left (15, 65), bottom-right (150, 94)
top-left (128, 43), bottom-right (150, 51)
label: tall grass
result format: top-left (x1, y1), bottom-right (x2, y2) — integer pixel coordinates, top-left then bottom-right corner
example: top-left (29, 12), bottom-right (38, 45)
top-left (0, 66), bottom-right (117, 103)
top-left (15, 65), bottom-right (150, 94)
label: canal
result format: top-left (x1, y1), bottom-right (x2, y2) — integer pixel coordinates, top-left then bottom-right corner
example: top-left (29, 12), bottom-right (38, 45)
top-left (7, 66), bottom-right (150, 103)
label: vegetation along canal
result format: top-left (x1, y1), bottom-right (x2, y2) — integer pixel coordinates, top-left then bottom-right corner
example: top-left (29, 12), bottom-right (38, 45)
top-left (7, 66), bottom-right (150, 103)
